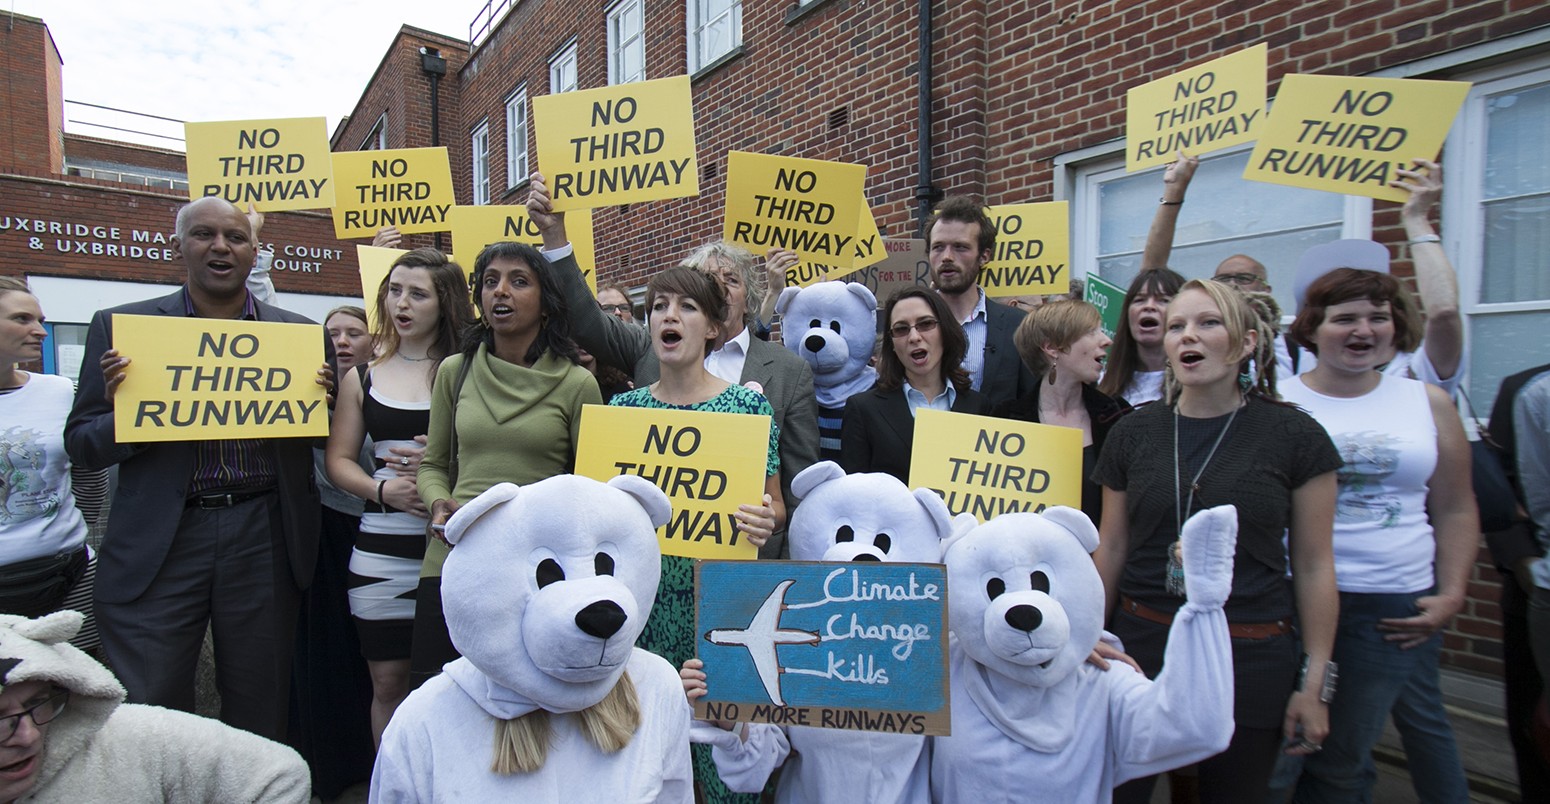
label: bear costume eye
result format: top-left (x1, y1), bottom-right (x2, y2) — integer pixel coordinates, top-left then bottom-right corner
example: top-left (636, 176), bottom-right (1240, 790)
top-left (836, 525), bottom-right (855, 543)
top-left (595, 552), bottom-right (615, 576)
top-left (829, 320), bottom-right (842, 334)
top-left (809, 318), bottom-right (821, 329)
top-left (874, 533), bottom-right (891, 554)
top-left (537, 558), bottom-right (565, 588)
top-left (1030, 571), bottom-right (1050, 594)
top-left (986, 577), bottom-right (1006, 600)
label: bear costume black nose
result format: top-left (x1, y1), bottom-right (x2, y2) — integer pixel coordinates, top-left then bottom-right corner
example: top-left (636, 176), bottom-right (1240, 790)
top-left (1005, 605), bottom-right (1043, 632)
top-left (850, 554), bottom-right (881, 562)
top-left (804, 334), bottom-right (826, 353)
top-left (576, 600), bottom-right (628, 639)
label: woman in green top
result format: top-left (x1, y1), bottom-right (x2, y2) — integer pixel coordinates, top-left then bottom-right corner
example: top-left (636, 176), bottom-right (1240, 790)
top-left (412, 241), bottom-right (602, 687)
top-left (610, 265), bottom-right (782, 803)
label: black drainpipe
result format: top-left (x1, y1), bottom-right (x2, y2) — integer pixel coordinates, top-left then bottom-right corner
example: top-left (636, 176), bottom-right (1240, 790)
top-left (421, 47), bottom-right (448, 249)
top-left (914, 0), bottom-right (943, 237)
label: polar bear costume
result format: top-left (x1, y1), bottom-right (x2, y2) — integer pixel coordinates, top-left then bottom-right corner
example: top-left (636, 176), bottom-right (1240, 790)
top-left (775, 282), bottom-right (878, 461)
top-left (696, 461), bottom-right (950, 803)
top-left (370, 476), bottom-right (692, 803)
top-left (931, 505), bottom-right (1238, 804)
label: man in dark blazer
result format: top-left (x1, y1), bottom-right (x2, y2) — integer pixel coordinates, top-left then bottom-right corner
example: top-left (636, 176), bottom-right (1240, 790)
top-left (64, 196), bottom-right (325, 741)
top-left (926, 197), bottom-right (1037, 409)
top-left (525, 177), bottom-right (819, 559)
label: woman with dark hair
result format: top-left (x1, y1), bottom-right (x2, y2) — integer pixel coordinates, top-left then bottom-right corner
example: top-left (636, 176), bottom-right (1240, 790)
top-left (413, 241), bottom-right (602, 687)
top-left (326, 248), bottom-right (475, 745)
top-left (994, 299), bottom-right (1122, 523)
top-left (611, 265), bottom-right (782, 804)
top-left (1276, 266), bottom-right (1476, 802)
top-left (840, 287), bottom-right (987, 481)
top-left (1097, 268), bottom-right (1185, 407)
top-left (1095, 279), bottom-right (1341, 804)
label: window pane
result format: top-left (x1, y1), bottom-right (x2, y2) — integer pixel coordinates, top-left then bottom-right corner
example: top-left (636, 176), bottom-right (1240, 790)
top-left (1481, 195), bottom-right (1550, 303)
top-left (1099, 224), bottom-right (1342, 315)
top-left (1485, 81), bottom-right (1550, 198)
top-left (1469, 310), bottom-right (1550, 411)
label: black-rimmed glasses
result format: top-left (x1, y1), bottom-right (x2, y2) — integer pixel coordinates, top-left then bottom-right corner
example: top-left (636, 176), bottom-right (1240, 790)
top-left (1, 689), bottom-right (68, 740)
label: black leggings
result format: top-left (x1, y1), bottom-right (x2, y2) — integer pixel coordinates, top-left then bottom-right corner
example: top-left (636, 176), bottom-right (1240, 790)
top-left (1113, 726), bottom-right (1283, 804)
top-left (407, 575), bottom-right (460, 689)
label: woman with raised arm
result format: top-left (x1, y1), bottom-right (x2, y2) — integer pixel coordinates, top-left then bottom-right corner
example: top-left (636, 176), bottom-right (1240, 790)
top-left (1097, 268), bottom-right (1186, 407)
top-left (1094, 279), bottom-right (1341, 803)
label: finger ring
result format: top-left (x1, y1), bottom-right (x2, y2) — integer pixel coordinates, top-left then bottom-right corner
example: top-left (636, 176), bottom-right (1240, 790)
top-left (1299, 740), bottom-right (1323, 752)
top-left (400, 456), bottom-right (410, 466)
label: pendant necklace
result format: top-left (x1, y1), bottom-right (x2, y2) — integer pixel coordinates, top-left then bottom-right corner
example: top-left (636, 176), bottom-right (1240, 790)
top-left (1167, 399), bottom-right (1241, 596)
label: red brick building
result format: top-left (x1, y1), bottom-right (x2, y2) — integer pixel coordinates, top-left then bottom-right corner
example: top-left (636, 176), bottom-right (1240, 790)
top-left (328, 0), bottom-right (1550, 681)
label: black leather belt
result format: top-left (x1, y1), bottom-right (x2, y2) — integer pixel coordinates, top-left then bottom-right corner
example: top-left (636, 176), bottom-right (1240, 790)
top-left (185, 488), bottom-right (275, 509)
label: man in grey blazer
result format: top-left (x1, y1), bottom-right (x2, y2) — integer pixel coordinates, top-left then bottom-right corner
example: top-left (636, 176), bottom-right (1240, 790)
top-left (64, 197), bottom-right (326, 741)
top-left (926, 197), bottom-right (1037, 409)
top-left (525, 176), bottom-right (819, 559)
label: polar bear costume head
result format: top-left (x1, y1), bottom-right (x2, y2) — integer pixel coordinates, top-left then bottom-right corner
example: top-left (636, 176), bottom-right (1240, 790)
top-left (942, 507), bottom-right (1103, 689)
top-left (788, 461), bottom-right (954, 563)
top-left (442, 474), bottom-right (671, 713)
top-left (775, 281), bottom-right (878, 406)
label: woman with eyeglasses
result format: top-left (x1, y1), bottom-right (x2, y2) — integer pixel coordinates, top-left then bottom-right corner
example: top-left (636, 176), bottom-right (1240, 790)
top-left (840, 287), bottom-right (987, 482)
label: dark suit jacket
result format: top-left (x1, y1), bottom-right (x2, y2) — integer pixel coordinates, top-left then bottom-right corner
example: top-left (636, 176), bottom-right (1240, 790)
top-left (839, 384), bottom-right (988, 482)
top-left (552, 249), bottom-right (819, 558)
top-left (64, 287), bottom-right (324, 603)
top-left (991, 381), bottom-right (1127, 524)
top-left (979, 297), bottom-right (1037, 410)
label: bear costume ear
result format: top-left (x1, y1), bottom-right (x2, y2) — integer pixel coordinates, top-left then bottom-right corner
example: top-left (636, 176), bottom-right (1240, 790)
top-left (8, 611), bottom-right (82, 646)
top-left (1042, 506), bottom-right (1100, 554)
top-left (941, 512), bottom-right (980, 555)
top-left (608, 474), bottom-right (673, 528)
top-left (844, 282), bottom-right (877, 310)
top-left (774, 285), bottom-right (803, 317)
top-left (912, 487), bottom-right (955, 545)
top-left (791, 460), bottom-right (846, 501)
top-left (444, 482), bottom-right (521, 546)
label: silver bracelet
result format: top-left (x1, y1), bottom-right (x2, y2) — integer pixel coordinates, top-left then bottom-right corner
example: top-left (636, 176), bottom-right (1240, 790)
top-left (1409, 234), bottom-right (1441, 246)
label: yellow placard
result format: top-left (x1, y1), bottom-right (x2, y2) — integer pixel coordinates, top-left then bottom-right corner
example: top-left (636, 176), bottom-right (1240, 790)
top-left (1244, 74), bottom-right (1470, 202)
top-left (724, 151), bottom-right (867, 279)
top-left (1126, 45), bottom-right (1268, 171)
top-left (533, 75), bottom-right (700, 211)
top-left (185, 117), bottom-right (336, 211)
top-left (575, 405), bottom-right (770, 560)
top-left (908, 409), bottom-right (1082, 523)
top-left (111, 315), bottom-right (327, 443)
top-left (783, 197), bottom-right (885, 288)
top-left (330, 147), bottom-right (455, 238)
top-left (446, 206), bottom-right (598, 295)
top-left (980, 202), bottom-right (1070, 297)
top-left (355, 245), bottom-right (405, 332)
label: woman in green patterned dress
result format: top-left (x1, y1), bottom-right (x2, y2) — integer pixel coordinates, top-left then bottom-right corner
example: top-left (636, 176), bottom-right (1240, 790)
top-left (610, 264), bottom-right (782, 802)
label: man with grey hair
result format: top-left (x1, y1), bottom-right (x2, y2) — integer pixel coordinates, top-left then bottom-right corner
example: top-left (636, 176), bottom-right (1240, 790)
top-left (65, 196), bottom-right (330, 741)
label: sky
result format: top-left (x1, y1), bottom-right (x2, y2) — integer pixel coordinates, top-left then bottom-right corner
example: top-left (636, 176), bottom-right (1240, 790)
top-left (12, 0), bottom-right (486, 150)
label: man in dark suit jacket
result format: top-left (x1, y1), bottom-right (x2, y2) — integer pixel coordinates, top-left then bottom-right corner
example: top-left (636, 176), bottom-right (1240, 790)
top-left (925, 197), bottom-right (1037, 409)
top-left (64, 196), bottom-right (325, 741)
top-left (525, 177), bottom-right (819, 559)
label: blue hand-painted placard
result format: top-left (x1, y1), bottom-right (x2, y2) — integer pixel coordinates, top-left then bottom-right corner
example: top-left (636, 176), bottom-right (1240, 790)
top-left (694, 560), bottom-right (950, 735)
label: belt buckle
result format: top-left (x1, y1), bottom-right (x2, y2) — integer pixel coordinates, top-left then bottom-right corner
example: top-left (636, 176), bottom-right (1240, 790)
top-left (195, 492), bottom-right (235, 509)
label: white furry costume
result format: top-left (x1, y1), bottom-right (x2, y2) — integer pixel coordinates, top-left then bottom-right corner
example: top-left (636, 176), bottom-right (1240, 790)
top-left (931, 506), bottom-right (1238, 803)
top-left (369, 476), bottom-right (692, 803)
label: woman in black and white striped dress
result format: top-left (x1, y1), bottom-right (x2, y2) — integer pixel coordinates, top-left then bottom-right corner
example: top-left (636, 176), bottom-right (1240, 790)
top-left (326, 248), bottom-right (473, 747)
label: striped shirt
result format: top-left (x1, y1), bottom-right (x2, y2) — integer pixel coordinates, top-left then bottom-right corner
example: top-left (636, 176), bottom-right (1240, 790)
top-left (182, 288), bottom-right (278, 495)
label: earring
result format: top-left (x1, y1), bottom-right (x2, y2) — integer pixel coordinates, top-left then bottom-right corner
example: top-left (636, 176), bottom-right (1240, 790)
top-left (1238, 368), bottom-right (1253, 391)
top-left (1047, 361), bottom-right (1058, 385)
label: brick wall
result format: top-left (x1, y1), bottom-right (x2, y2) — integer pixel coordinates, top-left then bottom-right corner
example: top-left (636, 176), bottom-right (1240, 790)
top-left (65, 134), bottom-right (187, 174)
top-left (0, 13), bottom-right (65, 174)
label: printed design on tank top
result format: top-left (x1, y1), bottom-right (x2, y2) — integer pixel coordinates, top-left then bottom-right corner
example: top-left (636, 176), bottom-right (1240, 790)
top-left (0, 425), bottom-right (60, 524)
top-left (1332, 430), bottom-right (1402, 528)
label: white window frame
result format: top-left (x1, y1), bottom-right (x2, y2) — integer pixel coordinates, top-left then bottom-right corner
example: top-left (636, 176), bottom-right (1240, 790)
top-left (505, 85), bottom-right (529, 190)
top-left (550, 40), bottom-right (579, 94)
top-left (361, 113), bottom-right (387, 151)
top-left (687, 0), bottom-right (742, 74)
top-left (471, 120), bottom-right (490, 205)
top-left (608, 0), bottom-right (646, 85)
top-left (1443, 51), bottom-right (1550, 407)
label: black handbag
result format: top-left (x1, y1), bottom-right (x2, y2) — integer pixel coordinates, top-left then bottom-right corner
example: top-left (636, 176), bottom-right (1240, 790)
top-left (1462, 388), bottom-right (1524, 533)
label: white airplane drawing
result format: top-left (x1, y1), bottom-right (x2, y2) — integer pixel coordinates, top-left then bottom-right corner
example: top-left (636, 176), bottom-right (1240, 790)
top-left (705, 579), bottom-right (820, 705)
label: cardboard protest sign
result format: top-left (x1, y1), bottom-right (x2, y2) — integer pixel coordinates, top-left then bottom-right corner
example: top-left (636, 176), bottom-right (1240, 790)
top-left (1244, 74), bottom-right (1470, 202)
top-left (909, 409), bottom-right (1082, 522)
top-left (695, 560), bottom-right (950, 735)
top-left (980, 202), bottom-right (1070, 297)
top-left (111, 315), bottom-right (327, 442)
top-left (575, 405), bottom-right (771, 560)
top-left (840, 239), bottom-right (928, 303)
top-left (355, 245), bottom-right (405, 332)
top-left (1126, 45), bottom-right (1268, 171)
top-left (533, 75), bottom-right (699, 211)
top-left (185, 117), bottom-right (336, 211)
top-left (330, 147), bottom-right (455, 238)
top-left (1083, 273), bottom-right (1126, 341)
top-left (782, 198), bottom-right (886, 289)
top-left (446, 205), bottom-right (598, 295)
top-left (724, 152), bottom-right (867, 278)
